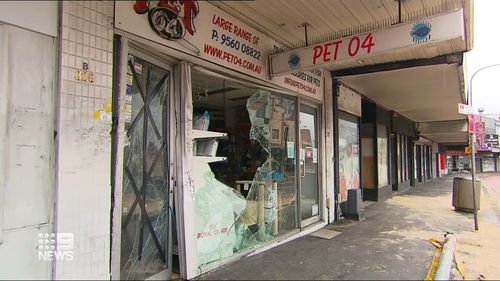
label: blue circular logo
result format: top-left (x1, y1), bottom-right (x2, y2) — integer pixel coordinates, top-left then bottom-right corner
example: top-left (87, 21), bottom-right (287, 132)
top-left (288, 53), bottom-right (300, 69)
top-left (411, 22), bottom-right (432, 43)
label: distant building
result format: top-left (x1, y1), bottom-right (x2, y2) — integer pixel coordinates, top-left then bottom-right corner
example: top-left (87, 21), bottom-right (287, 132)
top-left (474, 113), bottom-right (500, 172)
top-left (484, 114), bottom-right (500, 135)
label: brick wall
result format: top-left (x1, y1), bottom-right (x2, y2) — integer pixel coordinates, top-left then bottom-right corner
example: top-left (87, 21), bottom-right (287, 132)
top-left (56, 1), bottom-right (114, 279)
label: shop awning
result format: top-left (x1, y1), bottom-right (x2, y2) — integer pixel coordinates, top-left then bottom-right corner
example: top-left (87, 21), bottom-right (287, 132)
top-left (214, 1), bottom-right (472, 77)
top-left (269, 8), bottom-right (469, 76)
top-left (212, 0), bottom-right (473, 53)
top-left (417, 120), bottom-right (469, 145)
top-left (336, 54), bottom-right (469, 145)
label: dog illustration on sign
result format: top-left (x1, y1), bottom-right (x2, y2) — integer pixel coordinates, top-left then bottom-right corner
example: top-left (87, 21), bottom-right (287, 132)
top-left (133, 0), bottom-right (200, 40)
top-left (288, 53), bottom-right (301, 69)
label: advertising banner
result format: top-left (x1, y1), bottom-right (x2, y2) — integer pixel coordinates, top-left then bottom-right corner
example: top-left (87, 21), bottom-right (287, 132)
top-left (485, 134), bottom-right (499, 148)
top-left (115, 0), bottom-right (270, 79)
top-left (115, 1), bottom-right (325, 100)
top-left (270, 9), bottom-right (465, 76)
top-left (338, 119), bottom-right (360, 202)
top-left (468, 114), bottom-right (475, 133)
top-left (270, 41), bottom-right (324, 101)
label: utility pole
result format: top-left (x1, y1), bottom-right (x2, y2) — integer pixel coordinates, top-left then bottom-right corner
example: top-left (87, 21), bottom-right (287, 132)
top-left (468, 63), bottom-right (500, 231)
top-left (469, 128), bottom-right (478, 231)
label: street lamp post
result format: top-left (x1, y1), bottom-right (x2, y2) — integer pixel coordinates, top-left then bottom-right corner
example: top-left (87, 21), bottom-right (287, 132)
top-left (468, 63), bottom-right (500, 231)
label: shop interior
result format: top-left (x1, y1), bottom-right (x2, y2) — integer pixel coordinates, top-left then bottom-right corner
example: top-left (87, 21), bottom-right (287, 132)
top-left (189, 69), bottom-right (300, 267)
top-left (191, 70), bottom-right (267, 190)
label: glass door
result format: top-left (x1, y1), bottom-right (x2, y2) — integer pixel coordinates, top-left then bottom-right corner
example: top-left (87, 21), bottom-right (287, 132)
top-left (299, 104), bottom-right (320, 226)
top-left (119, 52), bottom-right (172, 280)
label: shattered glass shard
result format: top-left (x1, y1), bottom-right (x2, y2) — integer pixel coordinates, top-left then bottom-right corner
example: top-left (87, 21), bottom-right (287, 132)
top-left (247, 90), bottom-right (272, 153)
top-left (195, 90), bottom-right (299, 269)
top-left (120, 56), bottom-right (171, 280)
top-left (195, 171), bottom-right (247, 266)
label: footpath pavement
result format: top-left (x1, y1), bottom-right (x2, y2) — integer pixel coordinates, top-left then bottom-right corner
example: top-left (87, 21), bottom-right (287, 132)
top-left (200, 173), bottom-right (500, 280)
top-left (481, 173), bottom-right (500, 202)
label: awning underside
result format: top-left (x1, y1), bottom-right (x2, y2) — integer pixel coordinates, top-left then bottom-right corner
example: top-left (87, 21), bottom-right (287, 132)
top-left (339, 62), bottom-right (468, 144)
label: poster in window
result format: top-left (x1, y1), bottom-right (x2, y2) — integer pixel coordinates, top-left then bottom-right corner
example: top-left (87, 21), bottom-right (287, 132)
top-left (397, 135), bottom-right (402, 182)
top-left (377, 125), bottom-right (389, 187)
top-left (482, 158), bottom-right (495, 172)
top-left (339, 119), bottom-right (360, 202)
top-left (287, 141), bottom-right (295, 158)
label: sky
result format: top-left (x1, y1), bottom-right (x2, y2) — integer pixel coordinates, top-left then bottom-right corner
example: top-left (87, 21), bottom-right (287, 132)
top-left (464, 0), bottom-right (500, 115)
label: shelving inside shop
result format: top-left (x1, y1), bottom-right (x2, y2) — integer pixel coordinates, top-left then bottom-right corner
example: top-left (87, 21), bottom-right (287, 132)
top-left (192, 106), bottom-right (268, 190)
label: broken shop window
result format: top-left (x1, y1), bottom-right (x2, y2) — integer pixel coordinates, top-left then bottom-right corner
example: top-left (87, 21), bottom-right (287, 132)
top-left (120, 56), bottom-right (171, 280)
top-left (195, 90), bottom-right (299, 268)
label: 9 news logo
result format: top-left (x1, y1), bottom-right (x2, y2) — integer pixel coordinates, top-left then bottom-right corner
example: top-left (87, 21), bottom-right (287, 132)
top-left (37, 233), bottom-right (74, 261)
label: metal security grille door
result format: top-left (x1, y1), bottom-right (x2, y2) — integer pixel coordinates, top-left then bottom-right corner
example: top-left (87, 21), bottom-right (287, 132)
top-left (120, 54), bottom-right (172, 280)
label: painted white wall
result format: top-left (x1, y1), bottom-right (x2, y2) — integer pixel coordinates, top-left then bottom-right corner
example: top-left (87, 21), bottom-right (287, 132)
top-left (0, 1), bottom-right (59, 37)
top-left (0, 23), bottom-right (57, 280)
top-left (55, 1), bottom-right (115, 279)
top-left (324, 74), bottom-right (335, 223)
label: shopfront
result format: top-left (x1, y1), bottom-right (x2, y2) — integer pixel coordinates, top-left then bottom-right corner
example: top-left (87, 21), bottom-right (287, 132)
top-left (111, 1), bottom-right (328, 279)
top-left (187, 68), bottom-right (325, 271)
top-left (334, 85), bottom-right (417, 203)
top-left (476, 135), bottom-right (500, 172)
top-left (357, 101), bottom-right (420, 200)
top-left (414, 138), bottom-right (433, 184)
top-left (476, 153), bottom-right (498, 172)
top-left (335, 83), bottom-right (362, 215)
top-left (480, 156), bottom-right (496, 172)
top-left (391, 113), bottom-right (415, 192)
top-left (358, 99), bottom-right (392, 202)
